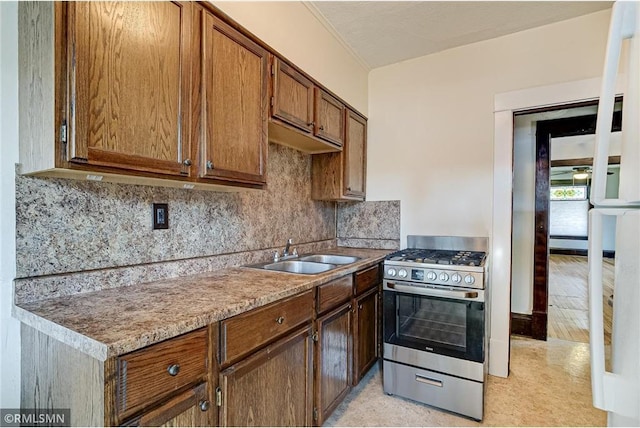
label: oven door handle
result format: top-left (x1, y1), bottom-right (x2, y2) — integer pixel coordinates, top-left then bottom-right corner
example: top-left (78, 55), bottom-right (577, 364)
top-left (386, 282), bottom-right (478, 299)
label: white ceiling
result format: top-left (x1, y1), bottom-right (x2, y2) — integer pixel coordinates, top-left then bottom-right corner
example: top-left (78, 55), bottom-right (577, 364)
top-left (307, 1), bottom-right (613, 70)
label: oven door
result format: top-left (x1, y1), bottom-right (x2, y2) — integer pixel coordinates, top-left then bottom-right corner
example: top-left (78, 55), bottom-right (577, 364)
top-left (383, 280), bottom-right (485, 363)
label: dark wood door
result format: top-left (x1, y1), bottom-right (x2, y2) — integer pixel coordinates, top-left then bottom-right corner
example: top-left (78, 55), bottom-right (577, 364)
top-left (69, 2), bottom-right (192, 176)
top-left (343, 110), bottom-right (366, 199)
top-left (272, 59), bottom-right (314, 133)
top-left (314, 88), bottom-right (345, 147)
top-left (219, 326), bottom-right (313, 427)
top-left (353, 287), bottom-right (378, 384)
top-left (314, 302), bottom-right (353, 426)
top-left (123, 383), bottom-right (212, 427)
top-left (195, 8), bottom-right (268, 185)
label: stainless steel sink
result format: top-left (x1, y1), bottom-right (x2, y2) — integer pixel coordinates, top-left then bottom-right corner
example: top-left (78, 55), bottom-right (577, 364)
top-left (298, 254), bottom-right (361, 265)
top-left (259, 260), bottom-right (338, 274)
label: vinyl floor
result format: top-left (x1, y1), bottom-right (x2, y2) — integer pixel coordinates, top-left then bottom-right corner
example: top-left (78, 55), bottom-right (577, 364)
top-left (325, 337), bottom-right (606, 427)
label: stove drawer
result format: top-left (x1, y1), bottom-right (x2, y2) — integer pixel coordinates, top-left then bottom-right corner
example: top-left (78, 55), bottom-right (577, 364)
top-left (382, 360), bottom-right (483, 421)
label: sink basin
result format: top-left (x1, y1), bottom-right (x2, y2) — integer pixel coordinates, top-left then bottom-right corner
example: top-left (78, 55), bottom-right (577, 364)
top-left (298, 254), bottom-right (361, 265)
top-left (259, 260), bottom-right (338, 274)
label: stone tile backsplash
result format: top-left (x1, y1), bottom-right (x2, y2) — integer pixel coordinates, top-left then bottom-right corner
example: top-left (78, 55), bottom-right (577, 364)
top-left (16, 143), bottom-right (335, 278)
top-left (15, 143), bottom-right (402, 303)
top-left (337, 200), bottom-right (400, 249)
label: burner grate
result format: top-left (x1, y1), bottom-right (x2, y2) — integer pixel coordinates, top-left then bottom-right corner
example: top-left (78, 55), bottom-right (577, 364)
top-left (385, 248), bottom-right (486, 267)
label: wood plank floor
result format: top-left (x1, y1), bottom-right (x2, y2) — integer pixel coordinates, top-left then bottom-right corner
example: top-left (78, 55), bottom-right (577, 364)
top-left (548, 254), bottom-right (613, 345)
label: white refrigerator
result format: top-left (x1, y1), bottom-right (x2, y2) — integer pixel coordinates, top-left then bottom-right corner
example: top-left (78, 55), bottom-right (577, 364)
top-left (589, 1), bottom-right (640, 426)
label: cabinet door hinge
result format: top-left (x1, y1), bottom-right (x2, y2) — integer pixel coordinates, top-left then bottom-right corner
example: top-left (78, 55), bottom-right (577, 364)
top-left (271, 63), bottom-right (275, 76)
top-left (60, 122), bottom-right (67, 144)
top-left (313, 408), bottom-right (318, 422)
top-left (311, 331), bottom-right (318, 342)
top-left (215, 387), bottom-right (222, 407)
top-left (270, 96), bottom-right (274, 107)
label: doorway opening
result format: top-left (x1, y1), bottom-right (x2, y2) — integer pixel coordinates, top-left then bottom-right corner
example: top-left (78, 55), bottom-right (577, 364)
top-left (510, 100), bottom-right (621, 343)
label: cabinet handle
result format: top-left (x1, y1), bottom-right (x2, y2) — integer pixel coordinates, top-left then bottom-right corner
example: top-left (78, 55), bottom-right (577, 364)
top-left (206, 160), bottom-right (213, 170)
top-left (307, 121), bottom-right (315, 127)
top-left (358, 304), bottom-right (363, 310)
top-left (347, 187), bottom-right (352, 191)
top-left (183, 159), bottom-right (192, 166)
top-left (167, 364), bottom-right (180, 376)
top-left (319, 125), bottom-right (324, 131)
top-left (199, 400), bottom-right (210, 412)
top-left (276, 316), bottom-right (285, 324)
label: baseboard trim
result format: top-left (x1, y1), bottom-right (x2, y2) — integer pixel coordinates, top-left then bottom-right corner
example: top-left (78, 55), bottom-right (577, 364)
top-left (550, 249), bottom-right (615, 258)
top-left (510, 313), bottom-right (532, 337)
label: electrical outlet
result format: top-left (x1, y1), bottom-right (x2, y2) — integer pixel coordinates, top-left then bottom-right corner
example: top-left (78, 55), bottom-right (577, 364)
top-left (153, 203), bottom-right (169, 229)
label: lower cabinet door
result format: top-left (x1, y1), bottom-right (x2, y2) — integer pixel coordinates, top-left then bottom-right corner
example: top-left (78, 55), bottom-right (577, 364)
top-left (314, 302), bottom-right (353, 426)
top-left (353, 287), bottom-right (379, 384)
top-left (219, 326), bottom-right (314, 426)
top-left (122, 383), bottom-right (212, 427)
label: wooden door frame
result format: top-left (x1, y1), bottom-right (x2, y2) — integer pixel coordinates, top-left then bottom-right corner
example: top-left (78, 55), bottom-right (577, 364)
top-left (531, 110), bottom-right (621, 340)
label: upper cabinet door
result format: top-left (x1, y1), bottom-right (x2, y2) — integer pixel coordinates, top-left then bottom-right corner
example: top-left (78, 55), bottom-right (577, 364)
top-left (315, 88), bottom-right (345, 148)
top-left (197, 9), bottom-right (268, 185)
top-left (344, 110), bottom-right (367, 198)
top-left (272, 59), bottom-right (315, 134)
top-left (69, 2), bottom-right (192, 176)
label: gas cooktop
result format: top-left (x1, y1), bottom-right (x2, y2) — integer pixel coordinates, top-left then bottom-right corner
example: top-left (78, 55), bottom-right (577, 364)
top-left (385, 249), bottom-right (486, 267)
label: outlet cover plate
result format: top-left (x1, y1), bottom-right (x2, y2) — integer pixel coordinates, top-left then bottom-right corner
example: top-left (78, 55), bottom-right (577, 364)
top-left (153, 203), bottom-right (169, 230)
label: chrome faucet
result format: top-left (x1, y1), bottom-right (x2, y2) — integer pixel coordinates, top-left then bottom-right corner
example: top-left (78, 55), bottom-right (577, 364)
top-left (274, 238), bottom-right (297, 261)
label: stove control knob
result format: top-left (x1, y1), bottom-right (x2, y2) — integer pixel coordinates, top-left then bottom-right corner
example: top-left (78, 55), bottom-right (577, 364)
top-left (387, 268), bottom-right (397, 277)
top-left (426, 271), bottom-right (437, 281)
top-left (439, 272), bottom-right (449, 282)
top-left (464, 274), bottom-right (476, 285)
top-left (398, 269), bottom-right (408, 278)
top-left (451, 273), bottom-right (462, 284)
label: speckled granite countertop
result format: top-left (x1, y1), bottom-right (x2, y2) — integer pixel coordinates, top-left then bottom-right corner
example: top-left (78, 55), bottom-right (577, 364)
top-left (14, 248), bottom-right (389, 361)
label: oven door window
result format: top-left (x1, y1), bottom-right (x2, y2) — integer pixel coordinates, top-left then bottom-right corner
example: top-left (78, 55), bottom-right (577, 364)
top-left (397, 294), bottom-right (467, 348)
top-left (383, 290), bottom-right (484, 363)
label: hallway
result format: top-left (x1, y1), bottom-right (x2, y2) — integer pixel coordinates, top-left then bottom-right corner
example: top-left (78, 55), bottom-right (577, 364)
top-left (547, 254), bottom-right (614, 344)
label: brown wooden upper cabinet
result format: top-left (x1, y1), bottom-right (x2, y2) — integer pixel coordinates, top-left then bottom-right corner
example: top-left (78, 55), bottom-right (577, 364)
top-left (343, 110), bottom-right (367, 198)
top-left (20, 1), bottom-right (365, 191)
top-left (19, 1), bottom-right (268, 191)
top-left (68, 1), bottom-right (193, 177)
top-left (314, 88), bottom-right (345, 147)
top-left (311, 109), bottom-right (367, 201)
top-left (193, 6), bottom-right (268, 185)
top-left (269, 57), bottom-right (345, 153)
top-left (271, 59), bottom-right (315, 134)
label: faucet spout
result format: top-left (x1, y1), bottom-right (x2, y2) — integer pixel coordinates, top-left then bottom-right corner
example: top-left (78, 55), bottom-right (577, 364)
top-left (284, 238), bottom-right (293, 256)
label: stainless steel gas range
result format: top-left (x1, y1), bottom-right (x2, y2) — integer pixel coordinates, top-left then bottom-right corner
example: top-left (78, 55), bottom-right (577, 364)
top-left (382, 235), bottom-right (489, 421)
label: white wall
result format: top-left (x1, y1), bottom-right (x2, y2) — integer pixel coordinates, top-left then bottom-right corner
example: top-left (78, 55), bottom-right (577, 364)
top-left (212, 1), bottom-right (368, 114)
top-left (367, 9), bottom-right (612, 247)
top-left (0, 1), bottom-right (20, 408)
top-left (367, 9), bottom-right (612, 376)
top-left (552, 132), bottom-right (622, 160)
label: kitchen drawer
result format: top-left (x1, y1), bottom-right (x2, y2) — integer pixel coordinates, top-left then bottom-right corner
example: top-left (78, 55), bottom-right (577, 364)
top-left (220, 290), bottom-right (313, 367)
top-left (116, 328), bottom-right (208, 419)
top-left (355, 264), bottom-right (380, 295)
top-left (317, 275), bottom-right (353, 314)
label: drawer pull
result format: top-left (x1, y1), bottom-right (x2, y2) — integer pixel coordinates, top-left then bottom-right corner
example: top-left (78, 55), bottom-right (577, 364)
top-left (167, 364), bottom-right (180, 376)
top-left (276, 316), bottom-right (285, 324)
top-left (199, 400), bottom-right (210, 412)
top-left (415, 374), bottom-right (443, 388)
